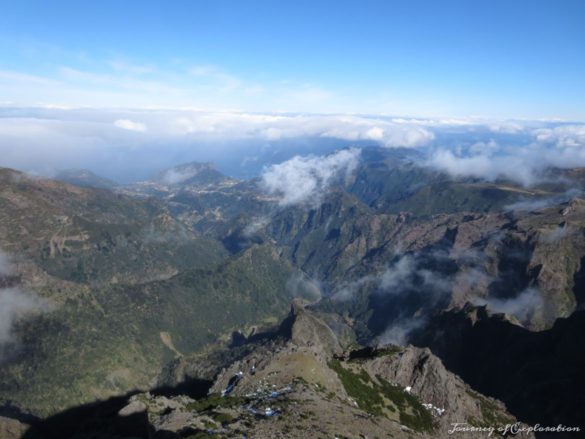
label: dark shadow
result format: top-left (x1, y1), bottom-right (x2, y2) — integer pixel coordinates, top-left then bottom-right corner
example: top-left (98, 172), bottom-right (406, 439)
top-left (19, 308), bottom-right (299, 439)
top-left (411, 306), bottom-right (585, 435)
top-left (20, 375), bottom-right (215, 439)
top-left (487, 237), bottom-right (535, 299)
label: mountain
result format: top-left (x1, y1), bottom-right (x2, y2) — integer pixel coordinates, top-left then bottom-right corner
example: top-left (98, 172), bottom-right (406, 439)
top-left (0, 168), bottom-right (295, 417)
top-left (54, 169), bottom-right (118, 190)
top-left (1, 146), bottom-right (585, 437)
top-left (20, 304), bottom-right (526, 438)
top-left (411, 304), bottom-right (585, 429)
top-left (346, 148), bottom-right (559, 217)
top-left (123, 162), bottom-right (238, 199)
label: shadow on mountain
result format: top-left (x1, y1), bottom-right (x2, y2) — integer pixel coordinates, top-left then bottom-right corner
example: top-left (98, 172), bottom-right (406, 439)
top-left (18, 310), bottom-right (300, 439)
top-left (20, 377), bottom-right (213, 439)
top-left (411, 305), bottom-right (585, 433)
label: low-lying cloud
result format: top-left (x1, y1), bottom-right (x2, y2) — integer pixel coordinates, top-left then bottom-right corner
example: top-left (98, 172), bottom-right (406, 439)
top-left (504, 189), bottom-right (582, 212)
top-left (0, 250), bottom-right (49, 360)
top-left (379, 254), bottom-right (453, 296)
top-left (285, 274), bottom-right (322, 302)
top-left (427, 124), bottom-right (585, 186)
top-left (473, 287), bottom-right (543, 324)
top-left (260, 148), bottom-right (361, 206)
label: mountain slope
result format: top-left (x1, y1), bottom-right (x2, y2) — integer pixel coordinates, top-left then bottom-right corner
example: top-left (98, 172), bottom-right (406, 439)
top-left (21, 304), bottom-right (525, 439)
top-left (0, 169), bottom-right (294, 416)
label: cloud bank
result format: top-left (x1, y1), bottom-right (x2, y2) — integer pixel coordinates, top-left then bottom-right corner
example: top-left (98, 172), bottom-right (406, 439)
top-left (1, 105), bottom-right (584, 187)
top-left (427, 124), bottom-right (585, 186)
top-left (0, 107), bottom-right (436, 181)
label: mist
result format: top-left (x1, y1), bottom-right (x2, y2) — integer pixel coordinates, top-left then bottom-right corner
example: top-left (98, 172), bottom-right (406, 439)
top-left (0, 250), bottom-right (49, 360)
top-left (473, 287), bottom-right (543, 324)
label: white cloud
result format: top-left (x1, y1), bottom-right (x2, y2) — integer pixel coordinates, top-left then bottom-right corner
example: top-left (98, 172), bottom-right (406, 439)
top-left (114, 119), bottom-right (147, 132)
top-left (427, 149), bottom-right (537, 186)
top-left (260, 148), bottom-right (361, 206)
top-left (534, 124), bottom-right (585, 148)
top-left (285, 274), bottom-right (322, 301)
top-left (427, 123), bottom-right (585, 186)
top-left (0, 250), bottom-right (49, 357)
top-left (2, 105), bottom-right (585, 186)
top-left (473, 288), bottom-right (542, 324)
top-left (319, 116), bottom-right (434, 148)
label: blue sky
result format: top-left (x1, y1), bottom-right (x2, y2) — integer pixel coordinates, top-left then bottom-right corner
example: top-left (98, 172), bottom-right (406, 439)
top-left (1, 0), bottom-right (584, 118)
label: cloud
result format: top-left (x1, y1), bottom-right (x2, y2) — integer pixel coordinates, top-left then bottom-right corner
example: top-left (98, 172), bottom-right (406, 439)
top-left (377, 317), bottom-right (427, 346)
top-left (0, 288), bottom-right (47, 346)
top-left (534, 125), bottom-right (585, 148)
top-left (378, 252), bottom-right (454, 298)
top-left (427, 148), bottom-right (538, 186)
top-left (0, 250), bottom-right (49, 359)
top-left (0, 108), bottom-right (437, 181)
top-left (285, 274), bottom-right (322, 302)
top-left (330, 276), bottom-right (373, 302)
top-left (242, 216), bottom-right (270, 238)
top-left (427, 123), bottom-right (585, 187)
top-left (260, 148), bottom-right (360, 206)
top-left (473, 287), bottom-right (543, 324)
top-left (541, 225), bottom-right (571, 243)
top-left (1, 105), bottom-right (585, 187)
top-left (114, 119), bottom-right (147, 132)
top-left (319, 116), bottom-right (434, 148)
top-left (504, 189), bottom-right (582, 212)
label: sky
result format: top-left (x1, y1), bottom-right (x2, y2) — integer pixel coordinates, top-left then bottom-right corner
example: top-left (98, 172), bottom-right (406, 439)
top-left (0, 0), bottom-right (584, 118)
top-left (1, 0), bottom-right (585, 182)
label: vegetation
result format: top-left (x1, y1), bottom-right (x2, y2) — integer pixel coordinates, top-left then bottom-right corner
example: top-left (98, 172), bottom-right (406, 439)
top-left (328, 359), bottom-right (436, 433)
top-left (185, 394), bottom-right (246, 412)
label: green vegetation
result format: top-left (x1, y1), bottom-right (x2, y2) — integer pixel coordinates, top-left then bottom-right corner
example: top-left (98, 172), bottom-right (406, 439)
top-left (186, 394), bottom-right (246, 412)
top-left (0, 171), bottom-right (297, 416)
top-left (212, 412), bottom-right (235, 424)
top-left (328, 360), bottom-right (436, 433)
top-left (466, 390), bottom-right (515, 427)
top-left (374, 346), bottom-right (403, 357)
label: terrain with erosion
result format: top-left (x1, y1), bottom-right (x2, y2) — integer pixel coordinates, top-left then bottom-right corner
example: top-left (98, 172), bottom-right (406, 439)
top-left (1, 146), bottom-right (584, 438)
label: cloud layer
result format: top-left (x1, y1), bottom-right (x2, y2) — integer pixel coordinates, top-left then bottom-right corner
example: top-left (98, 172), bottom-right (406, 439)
top-left (0, 105), bottom-right (584, 187)
top-left (427, 124), bottom-right (585, 186)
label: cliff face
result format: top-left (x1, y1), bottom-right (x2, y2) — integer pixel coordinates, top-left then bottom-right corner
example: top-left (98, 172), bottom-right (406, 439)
top-left (411, 304), bottom-right (585, 429)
